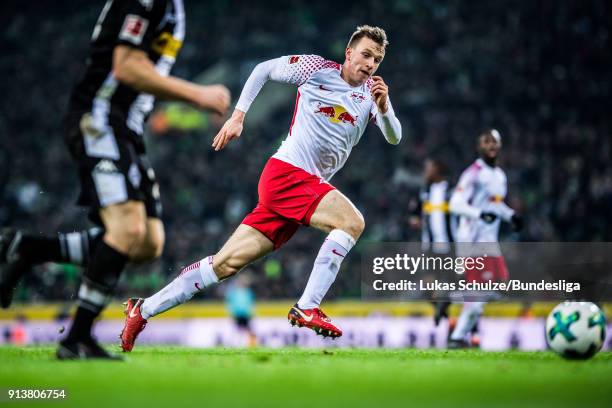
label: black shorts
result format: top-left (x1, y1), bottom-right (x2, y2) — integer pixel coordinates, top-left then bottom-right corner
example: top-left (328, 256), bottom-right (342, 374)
top-left (64, 112), bottom-right (162, 225)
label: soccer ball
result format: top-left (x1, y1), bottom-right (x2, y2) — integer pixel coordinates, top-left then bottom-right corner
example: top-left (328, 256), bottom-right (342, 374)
top-left (545, 301), bottom-right (606, 360)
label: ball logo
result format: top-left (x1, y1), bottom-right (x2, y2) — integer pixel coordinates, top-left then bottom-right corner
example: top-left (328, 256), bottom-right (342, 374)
top-left (548, 311), bottom-right (580, 342)
top-left (588, 312), bottom-right (607, 341)
top-left (314, 103), bottom-right (358, 126)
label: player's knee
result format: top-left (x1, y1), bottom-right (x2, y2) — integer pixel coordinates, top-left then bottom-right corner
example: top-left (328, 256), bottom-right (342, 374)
top-left (106, 220), bottom-right (147, 254)
top-left (340, 212), bottom-right (365, 241)
top-left (123, 221), bottom-right (147, 247)
top-left (354, 213), bottom-right (366, 236)
top-left (149, 234), bottom-right (164, 259)
top-left (466, 301), bottom-right (485, 316)
top-left (213, 256), bottom-right (244, 280)
top-left (101, 202), bottom-right (149, 253)
top-left (130, 233), bottom-right (164, 264)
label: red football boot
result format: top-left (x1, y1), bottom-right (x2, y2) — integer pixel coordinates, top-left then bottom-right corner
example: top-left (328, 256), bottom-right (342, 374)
top-left (120, 298), bottom-right (148, 352)
top-left (288, 303), bottom-right (342, 338)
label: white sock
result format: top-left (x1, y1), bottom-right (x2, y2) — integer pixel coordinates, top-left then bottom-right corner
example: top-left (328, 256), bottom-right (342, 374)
top-left (141, 256), bottom-right (219, 319)
top-left (450, 301), bottom-right (485, 341)
top-left (297, 229), bottom-right (356, 309)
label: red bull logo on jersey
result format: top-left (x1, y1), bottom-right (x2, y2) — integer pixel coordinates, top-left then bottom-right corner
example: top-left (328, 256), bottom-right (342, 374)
top-left (314, 103), bottom-right (358, 126)
top-left (315, 105), bottom-right (336, 118)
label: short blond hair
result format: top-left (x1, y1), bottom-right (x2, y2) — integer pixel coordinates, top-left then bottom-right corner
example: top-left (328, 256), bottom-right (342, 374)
top-left (347, 25), bottom-right (389, 49)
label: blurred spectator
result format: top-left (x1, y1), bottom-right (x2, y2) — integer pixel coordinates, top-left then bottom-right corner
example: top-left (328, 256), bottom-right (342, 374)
top-left (225, 272), bottom-right (257, 347)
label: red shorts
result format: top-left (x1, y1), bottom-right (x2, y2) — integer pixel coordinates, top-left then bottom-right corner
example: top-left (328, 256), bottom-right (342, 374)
top-left (242, 158), bottom-right (335, 249)
top-left (465, 256), bottom-right (509, 283)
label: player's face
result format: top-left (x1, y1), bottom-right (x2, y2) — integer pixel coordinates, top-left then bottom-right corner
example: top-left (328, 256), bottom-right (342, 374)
top-left (345, 38), bottom-right (385, 85)
top-left (424, 159), bottom-right (437, 183)
top-left (478, 134), bottom-right (500, 161)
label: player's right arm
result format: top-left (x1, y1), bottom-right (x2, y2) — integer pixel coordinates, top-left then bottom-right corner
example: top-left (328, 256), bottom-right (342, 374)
top-left (213, 55), bottom-right (326, 151)
top-left (113, 47), bottom-right (229, 114)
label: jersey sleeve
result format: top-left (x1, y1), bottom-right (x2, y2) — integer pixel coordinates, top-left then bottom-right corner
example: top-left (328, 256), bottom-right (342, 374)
top-left (372, 98), bottom-right (402, 145)
top-left (450, 166), bottom-right (482, 219)
top-left (115, 0), bottom-right (164, 50)
top-left (269, 55), bottom-right (338, 86)
top-left (235, 55), bottom-right (337, 113)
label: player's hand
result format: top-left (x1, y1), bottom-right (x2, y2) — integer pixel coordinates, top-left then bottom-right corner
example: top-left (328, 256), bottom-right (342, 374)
top-left (480, 212), bottom-right (497, 223)
top-left (212, 110), bottom-right (244, 151)
top-left (511, 214), bottom-right (523, 231)
top-left (192, 84), bottom-right (231, 115)
top-left (370, 76), bottom-right (389, 114)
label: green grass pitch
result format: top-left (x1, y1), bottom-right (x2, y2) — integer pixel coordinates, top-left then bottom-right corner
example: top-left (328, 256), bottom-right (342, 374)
top-left (1, 346), bottom-right (611, 408)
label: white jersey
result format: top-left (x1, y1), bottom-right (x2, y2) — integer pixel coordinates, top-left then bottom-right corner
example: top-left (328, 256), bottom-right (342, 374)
top-left (236, 55), bottom-right (401, 181)
top-left (450, 158), bottom-right (514, 244)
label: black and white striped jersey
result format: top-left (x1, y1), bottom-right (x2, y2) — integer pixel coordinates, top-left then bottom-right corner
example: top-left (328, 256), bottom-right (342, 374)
top-left (68, 0), bottom-right (185, 150)
top-left (419, 180), bottom-right (456, 254)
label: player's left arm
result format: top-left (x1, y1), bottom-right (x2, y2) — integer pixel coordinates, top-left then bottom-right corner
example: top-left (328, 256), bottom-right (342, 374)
top-left (497, 202), bottom-right (515, 222)
top-left (370, 76), bottom-right (402, 145)
top-left (500, 201), bottom-right (523, 231)
top-left (498, 175), bottom-right (523, 231)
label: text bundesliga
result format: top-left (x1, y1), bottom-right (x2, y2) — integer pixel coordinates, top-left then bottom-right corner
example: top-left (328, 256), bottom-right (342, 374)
top-left (373, 279), bottom-right (581, 293)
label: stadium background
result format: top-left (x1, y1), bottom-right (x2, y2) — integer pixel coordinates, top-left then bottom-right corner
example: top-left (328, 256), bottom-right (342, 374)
top-left (0, 0), bottom-right (610, 307)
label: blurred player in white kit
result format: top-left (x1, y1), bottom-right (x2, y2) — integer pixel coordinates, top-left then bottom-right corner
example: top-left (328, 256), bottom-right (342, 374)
top-left (448, 129), bottom-right (522, 348)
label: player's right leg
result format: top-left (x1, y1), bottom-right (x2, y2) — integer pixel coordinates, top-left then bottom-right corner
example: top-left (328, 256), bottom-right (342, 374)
top-left (58, 200), bottom-right (147, 360)
top-left (120, 224), bottom-right (273, 352)
top-left (2, 200), bottom-right (164, 310)
top-left (128, 218), bottom-right (165, 264)
top-left (448, 301), bottom-right (486, 348)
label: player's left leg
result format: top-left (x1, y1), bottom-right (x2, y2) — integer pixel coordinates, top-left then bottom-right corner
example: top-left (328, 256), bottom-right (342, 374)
top-left (0, 219), bottom-right (162, 309)
top-left (0, 227), bottom-right (103, 268)
top-left (288, 190), bottom-right (364, 338)
top-left (448, 255), bottom-right (507, 348)
top-left (0, 228), bottom-right (103, 308)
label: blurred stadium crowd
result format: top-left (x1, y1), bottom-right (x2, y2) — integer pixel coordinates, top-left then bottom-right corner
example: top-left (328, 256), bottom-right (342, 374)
top-left (1, 0), bottom-right (610, 302)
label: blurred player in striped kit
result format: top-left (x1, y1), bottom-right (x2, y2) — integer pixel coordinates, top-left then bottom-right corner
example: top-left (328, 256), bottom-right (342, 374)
top-left (409, 158), bottom-right (456, 325)
top-left (447, 129), bottom-right (522, 348)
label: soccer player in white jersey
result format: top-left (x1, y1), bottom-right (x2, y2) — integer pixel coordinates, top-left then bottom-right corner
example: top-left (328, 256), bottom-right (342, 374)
top-left (447, 129), bottom-right (522, 348)
top-left (119, 25), bottom-right (402, 351)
